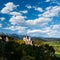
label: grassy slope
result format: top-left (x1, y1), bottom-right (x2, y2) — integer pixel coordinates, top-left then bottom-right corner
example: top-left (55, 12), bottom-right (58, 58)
top-left (44, 41), bottom-right (60, 57)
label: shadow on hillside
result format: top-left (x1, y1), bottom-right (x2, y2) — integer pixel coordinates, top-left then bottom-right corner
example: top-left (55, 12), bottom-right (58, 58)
top-left (53, 56), bottom-right (60, 60)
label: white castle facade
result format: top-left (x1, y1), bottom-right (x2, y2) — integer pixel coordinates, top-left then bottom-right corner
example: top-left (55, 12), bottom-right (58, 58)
top-left (23, 36), bottom-right (32, 45)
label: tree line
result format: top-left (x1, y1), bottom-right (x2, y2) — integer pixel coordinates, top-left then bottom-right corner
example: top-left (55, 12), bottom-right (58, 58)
top-left (0, 40), bottom-right (58, 60)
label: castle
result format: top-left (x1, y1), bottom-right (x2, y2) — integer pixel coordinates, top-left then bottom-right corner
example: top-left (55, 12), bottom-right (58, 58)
top-left (23, 36), bottom-right (32, 45)
top-left (0, 34), bottom-right (32, 45)
top-left (0, 35), bottom-right (9, 42)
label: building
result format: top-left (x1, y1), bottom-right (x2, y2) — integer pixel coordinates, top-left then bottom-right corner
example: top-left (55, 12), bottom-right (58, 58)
top-left (23, 36), bottom-right (32, 45)
top-left (0, 35), bottom-right (9, 42)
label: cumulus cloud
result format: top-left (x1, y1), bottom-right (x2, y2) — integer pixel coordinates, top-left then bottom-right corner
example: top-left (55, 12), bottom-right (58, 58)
top-left (27, 27), bottom-right (51, 35)
top-left (46, 0), bottom-right (50, 2)
top-left (0, 24), bottom-right (2, 27)
top-left (27, 29), bottom-right (47, 34)
top-left (26, 6), bottom-right (60, 26)
top-left (4, 26), bottom-right (27, 31)
top-left (4, 25), bottom-right (27, 34)
top-left (9, 15), bottom-right (26, 25)
top-left (51, 0), bottom-right (60, 6)
top-left (26, 16), bottom-right (52, 26)
top-left (46, 6), bottom-right (52, 10)
top-left (20, 10), bottom-right (28, 14)
top-left (27, 29), bottom-right (46, 37)
top-left (51, 24), bottom-right (60, 29)
top-left (26, 5), bottom-right (44, 12)
top-left (10, 11), bottom-right (21, 16)
top-left (42, 24), bottom-right (60, 36)
top-left (1, 2), bottom-right (27, 25)
top-left (1, 2), bottom-right (19, 14)
top-left (26, 5), bottom-right (32, 9)
top-left (27, 23), bottom-right (60, 37)
top-left (0, 17), bottom-right (5, 21)
top-left (34, 7), bottom-right (44, 12)
top-left (1, 2), bottom-right (60, 37)
top-left (42, 6), bottom-right (60, 18)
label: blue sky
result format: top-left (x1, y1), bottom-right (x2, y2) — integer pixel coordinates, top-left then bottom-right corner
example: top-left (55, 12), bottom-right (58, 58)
top-left (0, 0), bottom-right (60, 37)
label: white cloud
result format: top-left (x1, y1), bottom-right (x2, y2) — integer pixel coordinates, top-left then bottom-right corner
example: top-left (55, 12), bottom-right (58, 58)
top-left (46, 0), bottom-right (50, 2)
top-left (0, 17), bottom-right (5, 21)
top-left (26, 5), bottom-right (32, 9)
top-left (26, 17), bottom-right (51, 26)
top-left (42, 6), bottom-right (60, 18)
top-left (52, 24), bottom-right (60, 29)
top-left (27, 24), bottom-right (60, 37)
top-left (35, 7), bottom-right (44, 12)
top-left (27, 27), bottom-right (52, 35)
top-left (26, 6), bottom-right (60, 26)
top-left (0, 24), bottom-right (2, 27)
top-left (20, 10), bottom-right (28, 14)
top-left (4, 25), bottom-right (27, 34)
top-left (8, 5), bottom-right (60, 37)
top-left (1, 2), bottom-right (28, 25)
top-left (27, 29), bottom-right (46, 34)
top-left (4, 26), bottom-right (16, 31)
top-left (27, 29), bottom-right (50, 37)
top-left (51, 0), bottom-right (60, 6)
top-left (1, 2), bottom-right (60, 37)
top-left (42, 24), bottom-right (60, 37)
top-left (26, 5), bottom-right (44, 12)
top-left (9, 15), bottom-right (25, 25)
top-left (1, 2), bottom-right (19, 14)
top-left (10, 11), bottom-right (21, 16)
top-left (46, 6), bottom-right (52, 10)
top-left (36, 6), bottom-right (60, 27)
top-left (4, 26), bottom-right (27, 31)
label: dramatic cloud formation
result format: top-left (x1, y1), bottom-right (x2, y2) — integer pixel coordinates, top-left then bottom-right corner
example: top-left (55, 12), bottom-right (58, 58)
top-left (0, 0), bottom-right (60, 37)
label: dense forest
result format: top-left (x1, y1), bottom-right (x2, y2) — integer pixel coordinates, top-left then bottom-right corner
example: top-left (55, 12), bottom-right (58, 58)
top-left (0, 40), bottom-right (60, 60)
top-left (0, 41), bottom-right (55, 60)
top-left (0, 33), bottom-right (60, 60)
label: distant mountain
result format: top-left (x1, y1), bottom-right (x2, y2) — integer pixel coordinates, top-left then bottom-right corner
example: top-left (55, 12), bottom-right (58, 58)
top-left (0, 32), bottom-right (60, 41)
top-left (6, 34), bottom-right (26, 40)
top-left (42, 38), bottom-right (60, 41)
top-left (31, 37), bottom-right (45, 41)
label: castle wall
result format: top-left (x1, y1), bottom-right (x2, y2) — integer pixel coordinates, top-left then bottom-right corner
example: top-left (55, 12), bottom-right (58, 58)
top-left (23, 36), bottom-right (32, 45)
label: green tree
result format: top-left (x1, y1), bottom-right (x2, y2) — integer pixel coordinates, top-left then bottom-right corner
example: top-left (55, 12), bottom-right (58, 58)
top-left (21, 55), bottom-right (35, 60)
top-left (4, 41), bottom-right (22, 60)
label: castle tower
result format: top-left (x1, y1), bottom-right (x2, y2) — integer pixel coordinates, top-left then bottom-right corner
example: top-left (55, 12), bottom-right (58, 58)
top-left (0, 35), bottom-right (9, 42)
top-left (5, 36), bottom-right (9, 42)
top-left (29, 36), bottom-right (31, 41)
top-left (23, 36), bottom-right (32, 45)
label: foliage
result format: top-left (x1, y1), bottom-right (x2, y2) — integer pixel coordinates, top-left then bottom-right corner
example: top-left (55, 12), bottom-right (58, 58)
top-left (0, 40), bottom-right (59, 60)
top-left (44, 41), bottom-right (60, 57)
top-left (33, 41), bottom-right (44, 46)
top-left (15, 40), bottom-right (25, 45)
top-left (21, 55), bottom-right (35, 60)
